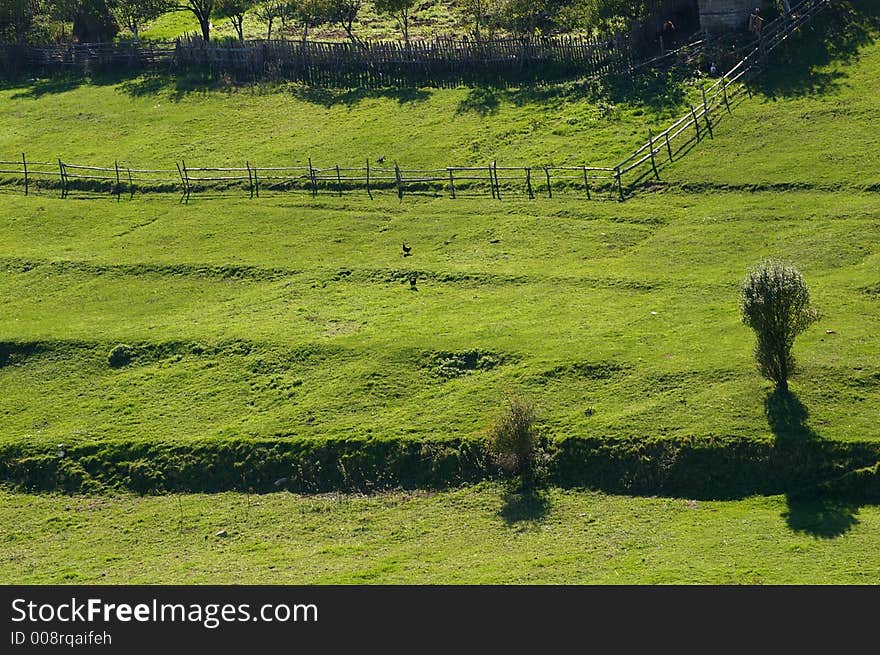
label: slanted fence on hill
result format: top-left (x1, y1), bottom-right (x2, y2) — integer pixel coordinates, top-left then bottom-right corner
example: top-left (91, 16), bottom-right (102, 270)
top-left (0, 0), bottom-right (831, 202)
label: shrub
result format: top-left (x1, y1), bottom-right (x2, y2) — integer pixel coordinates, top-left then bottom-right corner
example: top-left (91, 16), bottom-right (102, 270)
top-left (108, 344), bottom-right (135, 368)
top-left (740, 259), bottom-right (818, 391)
top-left (488, 392), bottom-right (540, 477)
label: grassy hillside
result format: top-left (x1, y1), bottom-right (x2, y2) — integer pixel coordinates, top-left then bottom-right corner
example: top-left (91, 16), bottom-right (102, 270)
top-left (0, 71), bottom-right (699, 172)
top-left (0, 190), bottom-right (877, 451)
top-left (0, 7), bottom-right (879, 456)
top-left (663, 5), bottom-right (880, 189)
top-left (2, 485), bottom-right (878, 584)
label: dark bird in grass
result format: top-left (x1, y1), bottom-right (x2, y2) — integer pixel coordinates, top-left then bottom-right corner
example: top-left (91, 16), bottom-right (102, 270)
top-left (409, 274), bottom-right (418, 291)
top-left (377, 155), bottom-right (386, 163)
top-left (402, 242), bottom-right (412, 257)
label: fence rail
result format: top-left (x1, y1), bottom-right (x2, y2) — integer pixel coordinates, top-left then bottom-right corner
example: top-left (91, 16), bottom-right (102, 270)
top-left (0, 154), bottom-right (623, 201)
top-left (0, 0), bottom-right (831, 203)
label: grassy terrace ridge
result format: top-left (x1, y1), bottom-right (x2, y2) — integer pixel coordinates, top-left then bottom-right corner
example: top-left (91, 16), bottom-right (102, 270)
top-left (0, 188), bottom-right (878, 496)
top-left (2, 485), bottom-right (879, 584)
top-left (0, 190), bottom-right (877, 449)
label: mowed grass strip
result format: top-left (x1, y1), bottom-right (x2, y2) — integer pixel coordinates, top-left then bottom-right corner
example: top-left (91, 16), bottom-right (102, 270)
top-left (1, 485), bottom-right (878, 584)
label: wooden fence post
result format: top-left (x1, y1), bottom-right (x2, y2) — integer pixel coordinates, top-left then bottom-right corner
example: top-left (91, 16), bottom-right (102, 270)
top-left (246, 161), bottom-right (254, 198)
top-left (181, 160), bottom-right (191, 202)
top-left (525, 167), bottom-right (533, 199)
top-left (114, 160), bottom-right (121, 201)
top-left (308, 157), bottom-right (317, 197)
top-left (394, 162), bottom-right (403, 199)
top-left (493, 160), bottom-right (501, 200)
top-left (690, 105), bottom-right (701, 141)
top-left (665, 132), bottom-right (673, 161)
top-left (366, 159), bottom-right (373, 200)
top-left (722, 77), bottom-right (732, 113)
top-left (22, 153), bottom-right (28, 196)
top-left (615, 166), bottom-right (623, 201)
top-left (544, 167), bottom-right (552, 198)
top-left (58, 159), bottom-right (67, 198)
top-left (702, 89), bottom-right (714, 139)
top-left (253, 165), bottom-right (259, 197)
top-left (488, 164), bottom-right (495, 199)
top-left (335, 164), bottom-right (342, 196)
top-left (648, 129), bottom-right (659, 180)
top-left (127, 167), bottom-right (133, 199)
top-left (176, 162), bottom-right (186, 197)
top-left (448, 167), bottom-right (455, 199)
top-left (582, 166), bottom-right (591, 199)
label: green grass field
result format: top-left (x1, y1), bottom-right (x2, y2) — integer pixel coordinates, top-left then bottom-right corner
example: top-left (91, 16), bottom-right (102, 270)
top-left (0, 1), bottom-right (878, 583)
top-left (0, 191), bottom-right (877, 449)
top-left (3, 484), bottom-right (878, 584)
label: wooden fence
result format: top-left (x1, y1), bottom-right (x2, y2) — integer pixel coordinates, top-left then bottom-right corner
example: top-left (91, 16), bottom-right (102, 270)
top-left (1, 31), bottom-right (634, 87)
top-left (611, 0), bottom-right (830, 193)
top-left (0, 0), bottom-right (831, 203)
top-left (0, 155), bottom-right (621, 201)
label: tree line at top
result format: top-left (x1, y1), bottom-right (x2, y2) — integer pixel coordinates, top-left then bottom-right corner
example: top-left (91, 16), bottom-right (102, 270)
top-left (0, 0), bottom-right (664, 46)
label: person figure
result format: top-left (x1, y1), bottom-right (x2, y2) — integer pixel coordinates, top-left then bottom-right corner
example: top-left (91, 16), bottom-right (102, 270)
top-left (749, 8), bottom-right (764, 36)
top-left (710, 61), bottom-right (718, 76)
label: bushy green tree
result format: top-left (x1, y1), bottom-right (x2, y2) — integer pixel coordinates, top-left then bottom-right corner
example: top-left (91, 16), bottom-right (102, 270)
top-left (284, 0), bottom-right (329, 41)
top-left (322, 0), bottom-right (361, 44)
top-left (0, 0), bottom-right (42, 42)
top-left (740, 259), bottom-right (818, 392)
top-left (460, 0), bottom-right (502, 44)
top-left (488, 392), bottom-right (539, 477)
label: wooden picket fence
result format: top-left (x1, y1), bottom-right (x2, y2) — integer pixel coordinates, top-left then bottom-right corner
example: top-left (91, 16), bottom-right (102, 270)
top-left (1, 31), bottom-right (634, 87)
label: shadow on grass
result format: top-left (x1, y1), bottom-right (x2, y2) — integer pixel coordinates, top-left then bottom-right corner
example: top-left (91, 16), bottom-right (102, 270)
top-left (753, 0), bottom-right (880, 98)
top-left (765, 388), bottom-right (821, 441)
top-left (783, 497), bottom-right (860, 538)
top-left (499, 481), bottom-right (551, 526)
top-left (766, 387), bottom-right (863, 538)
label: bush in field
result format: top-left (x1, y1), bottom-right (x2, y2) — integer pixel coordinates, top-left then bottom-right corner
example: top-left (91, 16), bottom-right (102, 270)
top-left (108, 344), bottom-right (135, 368)
top-left (488, 392), bottom-right (540, 477)
top-left (740, 259), bottom-right (818, 391)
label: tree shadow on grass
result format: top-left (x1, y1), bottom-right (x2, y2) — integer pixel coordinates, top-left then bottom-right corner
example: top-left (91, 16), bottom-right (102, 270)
top-left (455, 87), bottom-right (501, 116)
top-left (764, 388), bottom-right (820, 441)
top-left (753, 0), bottom-right (880, 99)
top-left (766, 387), bottom-right (863, 538)
top-left (783, 497), bottom-right (860, 538)
top-left (286, 84), bottom-right (432, 108)
top-left (499, 481), bottom-right (551, 526)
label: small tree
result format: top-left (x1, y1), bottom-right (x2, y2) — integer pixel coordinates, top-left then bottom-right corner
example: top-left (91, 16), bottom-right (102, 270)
top-left (323, 0), bottom-right (361, 44)
top-left (254, 0), bottom-right (283, 39)
top-left (374, 0), bottom-right (416, 47)
top-left (488, 392), bottom-right (539, 477)
top-left (175, 0), bottom-right (215, 41)
top-left (740, 259), bottom-right (818, 392)
top-left (284, 0), bottom-right (328, 42)
top-left (112, 0), bottom-right (169, 40)
top-left (213, 0), bottom-right (253, 41)
top-left (460, 0), bottom-right (502, 45)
